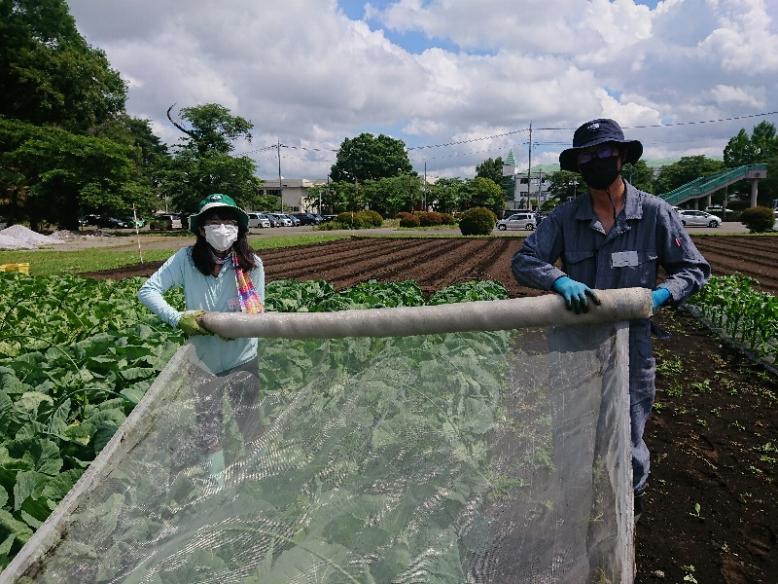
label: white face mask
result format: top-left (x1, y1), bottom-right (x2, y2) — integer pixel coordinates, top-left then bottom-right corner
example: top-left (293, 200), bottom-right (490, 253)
top-left (203, 224), bottom-right (239, 252)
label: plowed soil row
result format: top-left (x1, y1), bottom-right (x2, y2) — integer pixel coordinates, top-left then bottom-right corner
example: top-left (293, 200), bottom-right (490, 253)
top-left (83, 236), bottom-right (778, 296)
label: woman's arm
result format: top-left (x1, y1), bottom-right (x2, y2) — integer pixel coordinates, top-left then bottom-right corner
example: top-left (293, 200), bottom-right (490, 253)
top-left (138, 248), bottom-right (188, 326)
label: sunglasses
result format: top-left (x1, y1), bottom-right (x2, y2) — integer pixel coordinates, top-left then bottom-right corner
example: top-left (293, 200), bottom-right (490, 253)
top-left (577, 145), bottom-right (621, 166)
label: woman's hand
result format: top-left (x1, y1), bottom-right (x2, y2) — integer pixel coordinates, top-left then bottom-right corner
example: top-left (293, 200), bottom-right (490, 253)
top-left (178, 310), bottom-right (210, 336)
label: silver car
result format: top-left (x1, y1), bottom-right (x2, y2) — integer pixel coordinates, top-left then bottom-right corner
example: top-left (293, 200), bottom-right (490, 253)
top-left (496, 213), bottom-right (536, 231)
top-left (677, 209), bottom-right (721, 228)
top-left (247, 212), bottom-right (271, 229)
top-left (268, 213), bottom-right (293, 227)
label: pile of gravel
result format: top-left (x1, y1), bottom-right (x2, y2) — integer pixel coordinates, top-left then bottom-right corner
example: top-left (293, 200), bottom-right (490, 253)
top-left (0, 225), bottom-right (64, 250)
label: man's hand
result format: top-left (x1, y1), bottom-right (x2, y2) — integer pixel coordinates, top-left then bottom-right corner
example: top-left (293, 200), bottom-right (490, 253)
top-left (552, 276), bottom-right (601, 314)
top-left (651, 288), bottom-right (672, 312)
top-left (178, 310), bottom-right (210, 336)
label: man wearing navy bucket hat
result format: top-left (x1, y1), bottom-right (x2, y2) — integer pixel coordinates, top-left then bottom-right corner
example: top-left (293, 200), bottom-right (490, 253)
top-left (512, 119), bottom-right (711, 520)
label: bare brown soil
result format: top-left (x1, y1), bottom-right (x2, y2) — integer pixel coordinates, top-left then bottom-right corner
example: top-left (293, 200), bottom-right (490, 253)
top-left (82, 236), bottom-right (778, 581)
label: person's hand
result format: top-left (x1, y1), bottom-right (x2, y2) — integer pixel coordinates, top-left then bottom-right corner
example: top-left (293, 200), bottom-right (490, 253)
top-left (178, 310), bottom-right (210, 336)
top-left (552, 276), bottom-right (601, 314)
top-left (651, 288), bottom-right (672, 312)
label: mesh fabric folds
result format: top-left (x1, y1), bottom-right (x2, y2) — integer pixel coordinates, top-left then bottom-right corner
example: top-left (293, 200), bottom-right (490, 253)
top-left (8, 323), bottom-right (633, 584)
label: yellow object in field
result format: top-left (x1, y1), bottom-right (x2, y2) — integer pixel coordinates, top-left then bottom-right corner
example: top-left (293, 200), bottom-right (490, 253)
top-left (0, 263), bottom-right (30, 275)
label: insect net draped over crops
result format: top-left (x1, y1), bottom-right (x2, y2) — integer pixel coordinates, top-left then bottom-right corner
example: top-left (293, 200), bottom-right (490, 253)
top-left (7, 323), bottom-right (632, 584)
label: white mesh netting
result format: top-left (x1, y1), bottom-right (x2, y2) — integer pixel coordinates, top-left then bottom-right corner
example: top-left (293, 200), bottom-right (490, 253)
top-left (3, 318), bottom-right (635, 583)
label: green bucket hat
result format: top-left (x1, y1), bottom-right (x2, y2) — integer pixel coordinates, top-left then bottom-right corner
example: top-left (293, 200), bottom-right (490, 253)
top-left (188, 193), bottom-right (249, 234)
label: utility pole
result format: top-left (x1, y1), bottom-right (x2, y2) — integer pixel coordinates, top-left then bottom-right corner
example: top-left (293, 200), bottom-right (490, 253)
top-left (526, 121), bottom-right (532, 210)
top-left (277, 138), bottom-right (283, 212)
top-left (423, 161), bottom-right (427, 210)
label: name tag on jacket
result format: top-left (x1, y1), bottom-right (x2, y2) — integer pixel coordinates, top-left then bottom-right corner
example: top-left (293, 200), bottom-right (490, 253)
top-left (611, 251), bottom-right (639, 268)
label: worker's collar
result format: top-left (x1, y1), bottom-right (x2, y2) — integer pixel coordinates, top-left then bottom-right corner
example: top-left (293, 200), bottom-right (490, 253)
top-left (574, 179), bottom-right (643, 221)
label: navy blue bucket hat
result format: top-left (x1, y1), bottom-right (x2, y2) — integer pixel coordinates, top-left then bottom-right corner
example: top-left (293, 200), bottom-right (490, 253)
top-left (559, 118), bottom-right (643, 172)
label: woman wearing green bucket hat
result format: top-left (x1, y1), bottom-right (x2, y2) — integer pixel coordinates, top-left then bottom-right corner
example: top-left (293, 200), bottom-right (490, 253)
top-left (138, 193), bottom-right (265, 481)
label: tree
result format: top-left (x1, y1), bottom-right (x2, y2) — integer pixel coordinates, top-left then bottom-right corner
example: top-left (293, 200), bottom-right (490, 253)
top-left (654, 156), bottom-right (724, 194)
top-left (162, 103), bottom-right (260, 212)
top-left (429, 177), bottom-right (468, 213)
top-left (464, 177), bottom-right (504, 211)
top-left (0, 0), bottom-right (127, 132)
top-left (723, 129), bottom-right (759, 167)
top-left (160, 150), bottom-right (261, 214)
top-left (547, 170), bottom-right (584, 199)
top-left (330, 133), bottom-right (413, 182)
top-left (475, 157), bottom-right (505, 185)
top-left (168, 104), bottom-right (253, 155)
top-left (724, 122), bottom-right (778, 167)
top-left (621, 160), bottom-right (655, 193)
top-left (0, 117), bottom-right (152, 229)
top-left (362, 174), bottom-right (422, 216)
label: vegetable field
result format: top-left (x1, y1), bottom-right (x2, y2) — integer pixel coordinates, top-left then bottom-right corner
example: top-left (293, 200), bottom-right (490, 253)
top-left (1, 235), bottom-right (777, 582)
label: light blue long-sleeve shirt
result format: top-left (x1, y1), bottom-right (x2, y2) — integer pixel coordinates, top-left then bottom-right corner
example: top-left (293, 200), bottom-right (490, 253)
top-left (138, 246), bottom-right (265, 374)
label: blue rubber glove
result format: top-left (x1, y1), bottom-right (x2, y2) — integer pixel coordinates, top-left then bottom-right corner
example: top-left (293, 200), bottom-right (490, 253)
top-left (651, 288), bottom-right (672, 312)
top-left (552, 276), bottom-right (601, 314)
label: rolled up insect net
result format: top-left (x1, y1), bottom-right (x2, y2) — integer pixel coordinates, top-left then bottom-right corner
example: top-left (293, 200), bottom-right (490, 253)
top-left (2, 289), bottom-right (650, 584)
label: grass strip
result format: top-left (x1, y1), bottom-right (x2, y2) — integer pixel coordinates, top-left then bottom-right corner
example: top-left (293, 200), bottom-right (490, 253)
top-left (0, 233), bottom-right (350, 276)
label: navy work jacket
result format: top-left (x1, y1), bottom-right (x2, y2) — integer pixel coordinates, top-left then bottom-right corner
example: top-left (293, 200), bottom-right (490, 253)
top-left (511, 181), bottom-right (710, 305)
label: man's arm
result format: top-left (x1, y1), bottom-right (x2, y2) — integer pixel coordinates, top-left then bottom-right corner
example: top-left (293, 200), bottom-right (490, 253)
top-left (511, 212), bottom-right (566, 290)
top-left (655, 205), bottom-right (711, 304)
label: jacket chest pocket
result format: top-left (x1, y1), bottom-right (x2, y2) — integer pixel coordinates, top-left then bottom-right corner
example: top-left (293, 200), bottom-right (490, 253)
top-left (563, 250), bottom-right (597, 282)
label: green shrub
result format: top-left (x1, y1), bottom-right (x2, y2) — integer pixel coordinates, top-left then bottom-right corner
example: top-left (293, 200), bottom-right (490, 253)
top-left (740, 206), bottom-right (775, 233)
top-left (336, 212), bottom-right (369, 229)
top-left (458, 207), bottom-right (496, 236)
top-left (356, 210), bottom-right (384, 227)
top-left (397, 212), bottom-right (420, 228)
top-left (318, 220), bottom-right (347, 231)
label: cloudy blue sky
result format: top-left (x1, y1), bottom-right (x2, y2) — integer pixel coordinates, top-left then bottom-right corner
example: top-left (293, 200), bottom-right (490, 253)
top-left (66, 0), bottom-right (778, 180)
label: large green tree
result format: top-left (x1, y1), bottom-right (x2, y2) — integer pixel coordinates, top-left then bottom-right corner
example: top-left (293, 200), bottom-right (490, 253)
top-left (429, 177), bottom-right (468, 213)
top-left (330, 133), bottom-right (413, 183)
top-left (0, 0), bottom-right (126, 132)
top-left (0, 117), bottom-right (152, 229)
top-left (723, 121), bottom-right (778, 167)
top-left (362, 174), bottom-right (422, 216)
top-left (654, 156), bottom-right (724, 194)
top-left (161, 104), bottom-right (260, 212)
top-left (547, 170), bottom-right (584, 199)
top-left (622, 160), bottom-right (655, 193)
top-left (464, 177), bottom-right (504, 211)
top-left (475, 157), bottom-right (505, 185)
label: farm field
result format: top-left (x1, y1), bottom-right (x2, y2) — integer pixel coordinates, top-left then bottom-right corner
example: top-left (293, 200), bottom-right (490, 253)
top-left (77, 236), bottom-right (778, 582)
top-left (84, 235), bottom-right (778, 297)
top-left (3, 236), bottom-right (776, 581)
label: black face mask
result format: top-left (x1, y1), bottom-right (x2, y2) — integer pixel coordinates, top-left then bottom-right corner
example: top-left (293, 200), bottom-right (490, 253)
top-left (579, 157), bottom-right (620, 190)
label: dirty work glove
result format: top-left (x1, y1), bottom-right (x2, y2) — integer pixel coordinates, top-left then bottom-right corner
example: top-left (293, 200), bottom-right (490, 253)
top-left (553, 276), bottom-right (601, 314)
top-left (651, 288), bottom-right (672, 312)
top-left (178, 310), bottom-right (210, 336)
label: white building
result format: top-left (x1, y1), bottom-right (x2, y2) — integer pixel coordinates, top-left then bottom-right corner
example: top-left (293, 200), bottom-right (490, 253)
top-left (258, 178), bottom-right (329, 212)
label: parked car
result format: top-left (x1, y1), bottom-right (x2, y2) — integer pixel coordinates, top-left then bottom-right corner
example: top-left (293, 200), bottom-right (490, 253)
top-left (774, 210), bottom-right (778, 231)
top-left (247, 212), bottom-right (271, 229)
top-left (677, 209), bottom-right (721, 228)
top-left (154, 213), bottom-right (184, 230)
top-left (267, 213), bottom-right (293, 227)
top-left (291, 213), bottom-right (321, 225)
top-left (496, 212), bottom-right (536, 231)
top-left (321, 215), bottom-right (338, 223)
top-left (121, 216), bottom-right (145, 228)
top-left (285, 213), bottom-right (302, 227)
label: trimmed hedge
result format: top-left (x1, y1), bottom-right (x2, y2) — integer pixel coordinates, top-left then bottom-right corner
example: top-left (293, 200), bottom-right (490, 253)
top-left (459, 207), bottom-right (497, 236)
top-left (740, 206), bottom-right (776, 233)
top-left (397, 212), bottom-right (420, 227)
top-left (335, 210), bottom-right (384, 229)
top-left (414, 211), bottom-right (457, 226)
